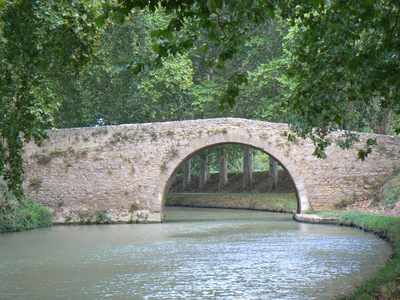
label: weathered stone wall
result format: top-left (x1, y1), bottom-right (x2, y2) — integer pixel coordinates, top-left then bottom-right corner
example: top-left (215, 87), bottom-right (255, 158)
top-left (22, 118), bottom-right (400, 223)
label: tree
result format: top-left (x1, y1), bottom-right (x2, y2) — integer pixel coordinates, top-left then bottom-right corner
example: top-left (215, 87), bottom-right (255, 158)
top-left (182, 159), bottom-right (192, 190)
top-left (242, 145), bottom-right (253, 190)
top-left (138, 53), bottom-right (195, 121)
top-left (120, 0), bottom-right (400, 158)
top-left (199, 150), bottom-right (209, 189)
top-left (56, 10), bottom-right (171, 127)
top-left (0, 0), bottom-right (102, 196)
top-left (3, 0), bottom-right (400, 197)
top-left (218, 147), bottom-right (228, 190)
top-left (281, 1), bottom-right (400, 157)
top-left (269, 156), bottom-right (278, 191)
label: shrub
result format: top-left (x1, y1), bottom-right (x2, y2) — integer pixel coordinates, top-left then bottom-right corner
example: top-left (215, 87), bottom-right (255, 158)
top-left (95, 210), bottom-right (112, 224)
top-left (0, 199), bottom-right (52, 233)
top-left (0, 177), bottom-right (52, 233)
top-left (77, 210), bottom-right (92, 224)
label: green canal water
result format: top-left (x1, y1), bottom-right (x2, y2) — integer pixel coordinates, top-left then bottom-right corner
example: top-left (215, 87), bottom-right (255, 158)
top-left (0, 207), bottom-right (392, 299)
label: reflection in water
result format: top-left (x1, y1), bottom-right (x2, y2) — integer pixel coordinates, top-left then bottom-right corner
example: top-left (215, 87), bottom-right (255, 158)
top-left (0, 207), bottom-right (392, 300)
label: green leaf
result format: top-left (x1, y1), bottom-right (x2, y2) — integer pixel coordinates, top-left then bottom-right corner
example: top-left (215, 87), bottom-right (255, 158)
top-left (95, 15), bottom-right (107, 28)
top-left (207, 0), bottom-right (223, 13)
top-left (366, 138), bottom-right (377, 146)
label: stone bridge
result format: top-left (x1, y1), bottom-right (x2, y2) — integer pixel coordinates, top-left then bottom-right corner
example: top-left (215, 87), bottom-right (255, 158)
top-left (23, 118), bottom-right (400, 223)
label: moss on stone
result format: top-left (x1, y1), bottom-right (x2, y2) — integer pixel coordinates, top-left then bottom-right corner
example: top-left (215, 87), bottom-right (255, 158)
top-left (50, 149), bottom-right (67, 158)
top-left (150, 131), bottom-right (158, 141)
top-left (160, 162), bottom-right (168, 173)
top-left (166, 130), bottom-right (175, 137)
top-left (165, 147), bottom-right (179, 160)
top-left (77, 150), bottom-right (88, 159)
top-left (91, 128), bottom-right (108, 137)
top-left (34, 153), bottom-right (52, 165)
top-left (29, 177), bottom-right (42, 192)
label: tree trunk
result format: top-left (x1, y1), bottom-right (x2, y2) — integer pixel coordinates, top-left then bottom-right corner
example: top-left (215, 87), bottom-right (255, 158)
top-left (269, 156), bottom-right (278, 191)
top-left (182, 159), bottom-right (191, 191)
top-left (199, 151), bottom-right (209, 189)
top-left (218, 147), bottom-right (228, 191)
top-left (242, 145), bottom-right (253, 190)
top-left (374, 108), bottom-right (392, 134)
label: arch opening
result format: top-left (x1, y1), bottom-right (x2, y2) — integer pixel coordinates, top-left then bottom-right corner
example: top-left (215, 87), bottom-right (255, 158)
top-left (161, 142), bottom-right (308, 220)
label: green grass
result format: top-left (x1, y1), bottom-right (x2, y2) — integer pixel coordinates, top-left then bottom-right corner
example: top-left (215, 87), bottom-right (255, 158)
top-left (0, 199), bottom-right (53, 233)
top-left (313, 211), bottom-right (400, 299)
top-left (0, 177), bottom-right (52, 233)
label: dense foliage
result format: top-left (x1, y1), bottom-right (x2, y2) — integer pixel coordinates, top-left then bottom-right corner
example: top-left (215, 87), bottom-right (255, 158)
top-left (0, 0), bottom-right (102, 196)
top-left (281, 1), bottom-right (400, 158)
top-left (119, 0), bottom-right (400, 157)
top-left (1, 0), bottom-right (399, 196)
top-left (0, 177), bottom-right (52, 233)
top-left (55, 9), bottom-right (285, 127)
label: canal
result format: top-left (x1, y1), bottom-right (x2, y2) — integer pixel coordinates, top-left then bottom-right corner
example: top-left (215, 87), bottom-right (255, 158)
top-left (0, 207), bottom-right (392, 299)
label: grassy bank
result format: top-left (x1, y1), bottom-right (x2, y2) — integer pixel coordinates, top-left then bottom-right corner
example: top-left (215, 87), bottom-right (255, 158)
top-left (311, 211), bottom-right (400, 299)
top-left (166, 192), bottom-right (298, 213)
top-left (0, 199), bottom-right (52, 233)
top-left (0, 178), bottom-right (52, 233)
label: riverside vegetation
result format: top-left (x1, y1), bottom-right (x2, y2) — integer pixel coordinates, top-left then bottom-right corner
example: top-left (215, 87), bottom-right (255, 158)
top-left (0, 178), bottom-right (52, 233)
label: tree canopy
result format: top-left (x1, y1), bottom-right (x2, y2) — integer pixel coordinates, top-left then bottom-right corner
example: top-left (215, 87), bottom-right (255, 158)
top-left (0, 0), bottom-right (102, 196)
top-left (119, 0), bottom-right (400, 156)
top-left (1, 0), bottom-right (400, 196)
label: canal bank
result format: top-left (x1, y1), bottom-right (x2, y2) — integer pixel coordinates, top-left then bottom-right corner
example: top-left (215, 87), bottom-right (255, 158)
top-left (166, 192), bottom-right (297, 213)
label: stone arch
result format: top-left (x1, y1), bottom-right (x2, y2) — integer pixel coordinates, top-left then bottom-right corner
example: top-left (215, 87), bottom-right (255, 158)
top-left (159, 139), bottom-right (310, 218)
